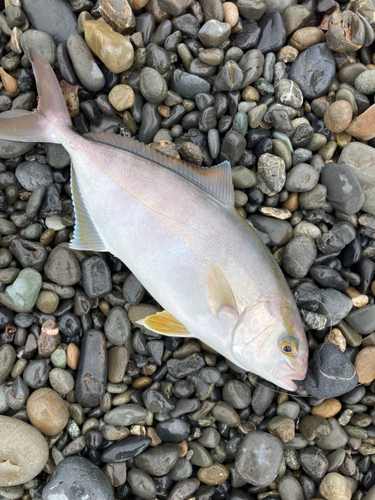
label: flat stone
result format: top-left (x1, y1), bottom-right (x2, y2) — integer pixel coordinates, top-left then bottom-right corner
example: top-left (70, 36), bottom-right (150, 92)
top-left (198, 20), bottom-right (231, 48)
top-left (15, 161), bottom-right (53, 191)
top-left (255, 12), bottom-right (286, 54)
top-left (67, 34), bottom-right (105, 92)
top-left (42, 456), bottom-right (113, 500)
top-left (44, 246), bottom-right (81, 286)
top-left (0, 344), bottom-right (16, 384)
top-left (289, 44), bottom-right (336, 100)
top-left (235, 431), bottom-right (283, 487)
top-left (319, 472), bottom-right (352, 500)
top-left (134, 443), bottom-right (179, 476)
top-left (346, 304), bottom-right (375, 334)
top-left (0, 415), bottom-right (49, 486)
top-left (282, 236), bottom-right (317, 278)
top-left (21, 0), bottom-right (79, 44)
top-left (346, 104), bottom-right (375, 140)
top-left (20, 29), bottom-right (56, 65)
top-left (83, 20), bottom-right (134, 73)
top-left (5, 268), bottom-right (42, 310)
top-left (104, 404), bottom-right (147, 426)
top-left (354, 346), bottom-right (375, 383)
top-left (315, 418), bottom-right (349, 450)
top-left (320, 162), bottom-right (365, 215)
top-left (82, 256), bottom-right (112, 299)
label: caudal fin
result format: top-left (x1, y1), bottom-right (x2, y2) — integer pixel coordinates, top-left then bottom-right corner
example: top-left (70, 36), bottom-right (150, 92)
top-left (0, 48), bottom-right (71, 143)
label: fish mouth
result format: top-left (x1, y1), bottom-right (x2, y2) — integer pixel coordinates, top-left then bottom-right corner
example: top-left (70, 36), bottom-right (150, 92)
top-left (273, 361), bottom-right (306, 391)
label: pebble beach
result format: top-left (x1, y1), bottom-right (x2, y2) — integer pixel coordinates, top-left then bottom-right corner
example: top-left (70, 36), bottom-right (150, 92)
top-left (1, 0), bottom-right (375, 499)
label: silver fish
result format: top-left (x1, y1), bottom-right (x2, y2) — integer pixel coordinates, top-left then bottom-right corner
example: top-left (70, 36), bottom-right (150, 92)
top-left (0, 50), bottom-right (308, 390)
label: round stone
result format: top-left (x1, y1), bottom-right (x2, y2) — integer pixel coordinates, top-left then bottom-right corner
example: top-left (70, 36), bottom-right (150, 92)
top-left (140, 67), bottom-right (168, 104)
top-left (285, 163), bottom-right (319, 192)
top-left (275, 79), bottom-right (303, 109)
top-left (282, 235), bottom-right (317, 279)
top-left (42, 456), bottom-right (113, 500)
top-left (109, 85), bottom-right (134, 112)
top-left (0, 415), bottom-right (49, 487)
top-left (44, 246), bottom-right (81, 286)
top-left (354, 69), bottom-right (375, 95)
top-left (36, 290), bottom-right (59, 314)
top-left (235, 431), bottom-right (283, 487)
top-left (49, 368), bottom-right (75, 394)
top-left (26, 387), bottom-right (69, 436)
top-left (15, 161), bottom-right (53, 191)
top-left (222, 379), bottom-right (252, 409)
top-left (319, 472), bottom-right (352, 500)
top-left (324, 101), bottom-right (353, 133)
top-left (198, 463), bottom-right (229, 485)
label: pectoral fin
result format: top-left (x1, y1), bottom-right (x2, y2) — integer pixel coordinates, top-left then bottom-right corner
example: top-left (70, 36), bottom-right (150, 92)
top-left (137, 310), bottom-right (191, 336)
top-left (207, 265), bottom-right (238, 317)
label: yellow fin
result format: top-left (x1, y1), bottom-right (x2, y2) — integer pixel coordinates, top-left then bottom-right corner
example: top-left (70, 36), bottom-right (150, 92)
top-left (137, 310), bottom-right (190, 336)
top-left (207, 265), bottom-right (238, 316)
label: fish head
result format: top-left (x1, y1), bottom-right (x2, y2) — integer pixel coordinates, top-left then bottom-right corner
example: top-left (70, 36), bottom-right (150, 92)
top-left (231, 295), bottom-right (308, 391)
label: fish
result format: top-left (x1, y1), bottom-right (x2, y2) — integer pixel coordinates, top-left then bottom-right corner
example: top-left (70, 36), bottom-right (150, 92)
top-left (0, 50), bottom-right (308, 391)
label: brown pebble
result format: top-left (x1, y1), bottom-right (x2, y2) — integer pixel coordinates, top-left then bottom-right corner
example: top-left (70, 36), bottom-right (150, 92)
top-left (354, 346), bottom-right (375, 384)
top-left (177, 440), bottom-right (188, 457)
top-left (132, 376), bottom-right (152, 389)
top-left (26, 388), bottom-right (69, 436)
top-left (158, 105), bottom-right (170, 118)
top-left (40, 228), bottom-right (55, 246)
top-left (0, 67), bottom-right (18, 93)
top-left (344, 286), bottom-right (369, 308)
top-left (179, 141), bottom-right (203, 166)
top-left (64, 91), bottom-right (79, 118)
top-left (324, 328), bottom-right (346, 352)
top-left (108, 346), bottom-right (129, 383)
top-left (242, 86), bottom-right (259, 102)
top-left (198, 463), bottom-right (230, 485)
top-left (311, 398), bottom-right (342, 418)
top-left (277, 46), bottom-right (299, 63)
top-left (37, 319), bottom-right (60, 357)
top-left (346, 104), bottom-right (375, 141)
top-left (66, 343), bottom-right (80, 370)
top-left (147, 426), bottom-right (162, 446)
top-left (324, 100), bottom-right (353, 133)
top-left (99, 300), bottom-right (110, 316)
top-left (282, 192), bottom-right (299, 212)
top-left (289, 27), bottom-right (326, 52)
top-left (129, 303), bottom-right (161, 326)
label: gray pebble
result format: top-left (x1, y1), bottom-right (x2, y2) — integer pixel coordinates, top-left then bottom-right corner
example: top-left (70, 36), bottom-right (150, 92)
top-left (67, 34), bottom-right (105, 92)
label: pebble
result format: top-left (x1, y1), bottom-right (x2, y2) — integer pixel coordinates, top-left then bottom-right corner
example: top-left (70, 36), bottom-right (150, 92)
top-left (84, 20), bottom-right (134, 74)
top-left (235, 431), bottom-right (283, 486)
top-left (67, 34), bottom-right (105, 92)
top-left (282, 235), bottom-right (317, 279)
top-left (26, 387), bottom-right (69, 436)
top-left (44, 246), bottom-right (81, 286)
top-left (0, 415), bottom-right (49, 487)
top-left (135, 443), bottom-right (179, 476)
top-left (324, 101), bottom-right (353, 133)
top-left (321, 163), bottom-right (365, 215)
top-left (75, 329), bottom-right (107, 407)
top-left (42, 456), bottom-right (113, 500)
top-left (22, 0), bottom-right (79, 44)
top-left (256, 12), bottom-right (286, 54)
top-left (5, 269), bottom-right (42, 310)
top-left (285, 163), bottom-right (319, 192)
top-left (127, 468), bottom-right (156, 500)
top-left (289, 43), bottom-right (336, 99)
top-left (319, 472), bottom-right (352, 500)
top-left (198, 20), bottom-right (231, 48)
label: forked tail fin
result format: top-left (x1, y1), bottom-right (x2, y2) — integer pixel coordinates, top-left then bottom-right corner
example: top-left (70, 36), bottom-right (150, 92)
top-left (0, 48), bottom-right (72, 144)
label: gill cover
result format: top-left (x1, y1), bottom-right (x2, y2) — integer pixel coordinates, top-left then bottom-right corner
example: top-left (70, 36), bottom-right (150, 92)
top-left (231, 297), bottom-right (280, 363)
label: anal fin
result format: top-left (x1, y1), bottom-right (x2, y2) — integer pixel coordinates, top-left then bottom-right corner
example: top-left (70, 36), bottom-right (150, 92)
top-left (70, 165), bottom-right (108, 252)
top-left (137, 310), bottom-right (191, 337)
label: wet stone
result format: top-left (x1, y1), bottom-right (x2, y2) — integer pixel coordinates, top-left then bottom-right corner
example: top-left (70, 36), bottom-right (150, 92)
top-left (75, 329), bottom-right (107, 407)
top-left (299, 446), bottom-right (329, 480)
top-left (289, 43), bottom-right (336, 99)
top-left (104, 404), bottom-right (147, 426)
top-left (82, 256), bottom-right (112, 299)
top-left (235, 431), bottom-right (283, 487)
top-left (255, 12), bottom-right (286, 54)
top-left (135, 443), bottom-right (179, 476)
top-left (155, 418), bottom-right (190, 442)
top-left (42, 456), bottom-right (113, 500)
top-left (101, 436), bottom-right (151, 463)
top-left (304, 343), bottom-right (358, 399)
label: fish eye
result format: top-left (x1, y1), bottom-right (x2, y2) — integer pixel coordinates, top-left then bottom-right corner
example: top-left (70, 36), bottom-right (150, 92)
top-left (281, 338), bottom-right (298, 355)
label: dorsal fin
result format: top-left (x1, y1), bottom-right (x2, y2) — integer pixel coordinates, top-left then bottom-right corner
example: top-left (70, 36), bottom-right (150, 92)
top-left (84, 132), bottom-right (234, 206)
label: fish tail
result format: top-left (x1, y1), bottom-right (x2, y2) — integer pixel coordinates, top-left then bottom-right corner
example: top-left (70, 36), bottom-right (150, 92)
top-left (0, 48), bottom-right (72, 144)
